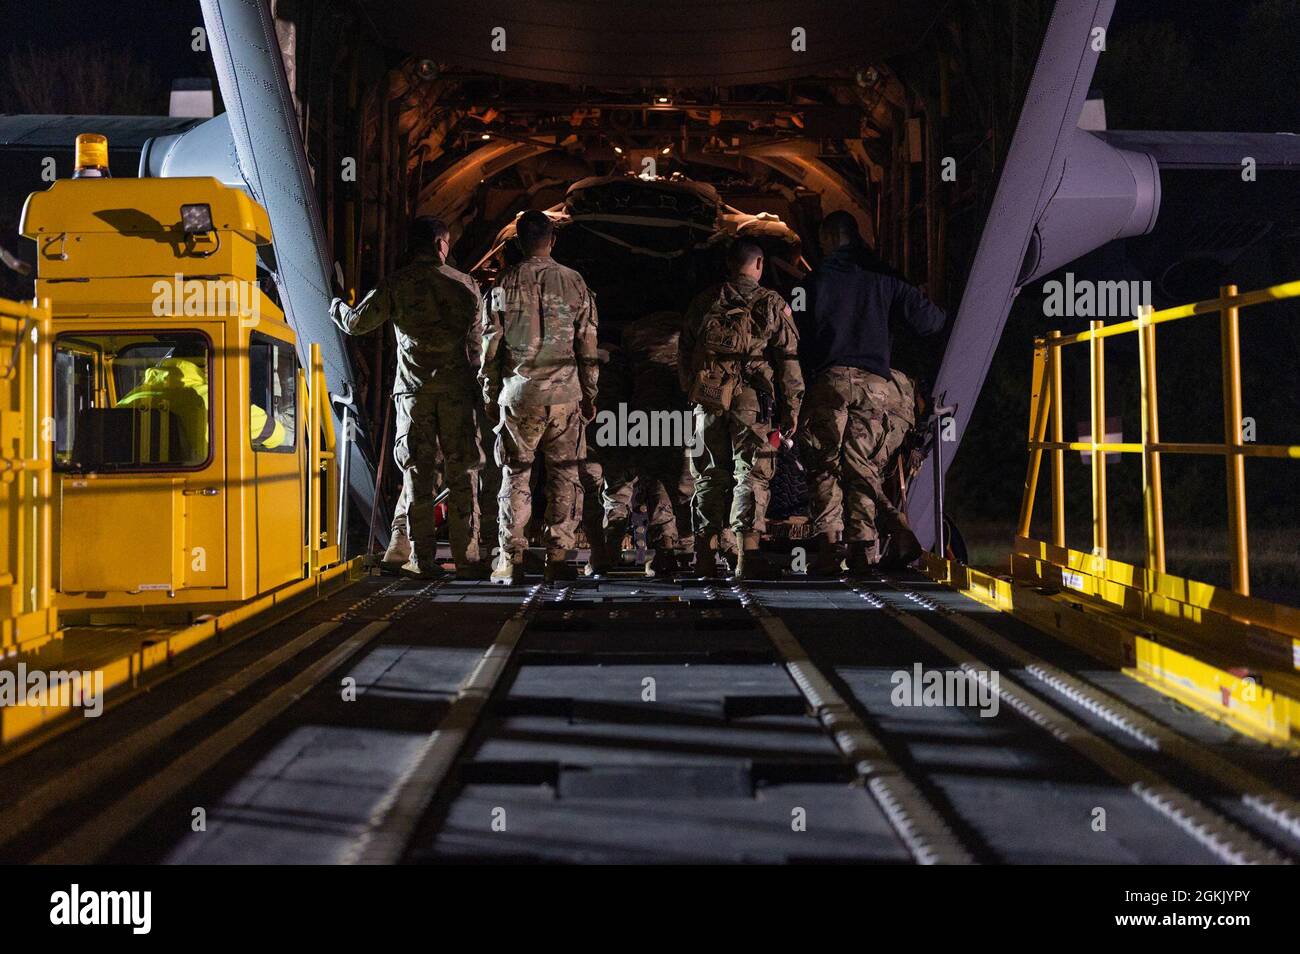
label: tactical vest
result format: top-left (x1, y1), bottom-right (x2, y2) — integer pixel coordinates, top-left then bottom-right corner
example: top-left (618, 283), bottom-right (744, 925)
top-left (685, 284), bottom-right (757, 415)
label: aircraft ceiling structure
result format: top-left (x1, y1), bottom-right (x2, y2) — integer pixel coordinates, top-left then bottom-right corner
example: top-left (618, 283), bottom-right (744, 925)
top-left (353, 0), bottom-right (944, 87)
top-left (192, 0), bottom-right (1175, 552)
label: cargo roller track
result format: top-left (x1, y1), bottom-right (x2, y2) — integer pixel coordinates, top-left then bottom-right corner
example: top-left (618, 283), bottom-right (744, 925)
top-left (1, 570), bottom-right (1295, 865)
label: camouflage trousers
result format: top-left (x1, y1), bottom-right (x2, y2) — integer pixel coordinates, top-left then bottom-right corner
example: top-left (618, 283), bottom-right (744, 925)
top-left (476, 404), bottom-right (501, 561)
top-left (394, 389), bottom-right (483, 568)
top-left (797, 366), bottom-right (903, 544)
top-left (497, 402), bottom-right (584, 557)
top-left (579, 445), bottom-right (635, 552)
top-left (582, 451), bottom-right (694, 554)
top-left (390, 447), bottom-right (443, 536)
top-left (637, 445), bottom-right (695, 552)
top-left (689, 407), bottom-right (777, 538)
top-left (873, 371), bottom-right (917, 534)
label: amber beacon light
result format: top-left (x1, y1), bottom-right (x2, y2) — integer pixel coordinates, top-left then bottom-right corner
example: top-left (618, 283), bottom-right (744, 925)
top-left (72, 132), bottom-right (110, 178)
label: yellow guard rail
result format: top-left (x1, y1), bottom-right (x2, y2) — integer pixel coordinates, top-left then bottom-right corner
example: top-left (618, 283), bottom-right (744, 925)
top-left (1020, 279), bottom-right (1300, 595)
top-left (1, 297), bottom-right (57, 654)
top-left (1015, 278), bottom-right (1300, 649)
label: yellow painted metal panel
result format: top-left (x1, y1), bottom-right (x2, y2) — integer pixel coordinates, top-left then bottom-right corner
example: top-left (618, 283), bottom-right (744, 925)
top-left (0, 558), bottom-right (362, 749)
top-left (20, 177), bottom-right (271, 242)
top-left (59, 477), bottom-right (181, 593)
top-left (923, 552), bottom-right (1300, 749)
top-left (182, 475), bottom-right (228, 588)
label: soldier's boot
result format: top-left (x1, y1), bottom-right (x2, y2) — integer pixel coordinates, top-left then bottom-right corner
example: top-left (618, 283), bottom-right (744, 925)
top-left (808, 533), bottom-right (845, 577)
top-left (604, 519), bottom-right (629, 569)
top-left (400, 558), bottom-right (447, 581)
top-left (693, 535), bottom-right (720, 579)
top-left (734, 533), bottom-right (780, 581)
top-left (879, 526), bottom-right (923, 570)
top-left (585, 534), bottom-right (613, 578)
top-left (645, 549), bottom-right (680, 579)
top-left (544, 549), bottom-right (578, 584)
top-left (490, 551), bottom-right (525, 585)
top-left (381, 528), bottom-right (412, 574)
top-left (719, 530), bottom-right (740, 576)
top-left (844, 540), bottom-right (878, 576)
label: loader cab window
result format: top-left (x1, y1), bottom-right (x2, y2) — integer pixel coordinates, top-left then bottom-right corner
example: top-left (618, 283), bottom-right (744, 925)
top-left (53, 331), bottom-right (212, 472)
top-left (248, 334), bottom-right (296, 452)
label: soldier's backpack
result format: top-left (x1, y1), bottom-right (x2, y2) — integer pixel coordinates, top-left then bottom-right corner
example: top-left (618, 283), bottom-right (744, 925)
top-left (685, 284), bottom-right (755, 415)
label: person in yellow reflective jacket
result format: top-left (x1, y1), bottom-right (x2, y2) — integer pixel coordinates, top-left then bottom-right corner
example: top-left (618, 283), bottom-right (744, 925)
top-left (117, 355), bottom-right (285, 461)
top-left (249, 402), bottom-right (288, 449)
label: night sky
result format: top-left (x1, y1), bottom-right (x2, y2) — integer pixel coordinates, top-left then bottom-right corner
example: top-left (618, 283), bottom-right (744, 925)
top-left (2, 0), bottom-right (208, 88)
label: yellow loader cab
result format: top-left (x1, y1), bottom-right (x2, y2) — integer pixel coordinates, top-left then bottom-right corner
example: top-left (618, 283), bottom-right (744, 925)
top-left (20, 161), bottom-right (340, 621)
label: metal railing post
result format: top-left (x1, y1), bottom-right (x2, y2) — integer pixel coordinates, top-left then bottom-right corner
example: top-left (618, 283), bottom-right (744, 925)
top-left (1017, 339), bottom-right (1050, 538)
top-left (1048, 330), bottom-right (1065, 548)
top-left (308, 343), bottom-right (322, 574)
top-left (1137, 305), bottom-right (1165, 575)
top-left (930, 405), bottom-right (956, 556)
top-left (334, 393), bottom-right (351, 562)
top-left (1220, 284), bottom-right (1249, 595)
top-left (931, 412), bottom-right (945, 556)
top-left (1089, 320), bottom-right (1108, 558)
top-left (35, 312), bottom-right (53, 619)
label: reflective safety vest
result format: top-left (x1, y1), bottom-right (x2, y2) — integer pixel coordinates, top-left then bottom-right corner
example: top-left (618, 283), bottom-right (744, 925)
top-left (117, 357), bottom-right (287, 457)
top-left (116, 358), bottom-right (210, 460)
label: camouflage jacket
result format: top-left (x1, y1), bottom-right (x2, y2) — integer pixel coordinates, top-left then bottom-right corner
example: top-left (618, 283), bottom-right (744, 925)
top-left (679, 276), bottom-right (804, 427)
top-left (480, 255), bottom-right (599, 408)
top-left (621, 310), bottom-right (687, 411)
top-left (330, 252), bottom-right (481, 395)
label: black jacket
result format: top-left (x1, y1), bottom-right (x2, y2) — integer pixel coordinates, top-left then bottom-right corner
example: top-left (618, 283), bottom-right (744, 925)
top-left (798, 246), bottom-right (946, 379)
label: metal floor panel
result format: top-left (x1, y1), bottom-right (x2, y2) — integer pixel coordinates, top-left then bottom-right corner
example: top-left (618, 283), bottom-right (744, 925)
top-left (425, 781), bottom-right (910, 864)
top-left (747, 579), bottom-right (1230, 863)
top-left (11, 572), bottom-right (1294, 864)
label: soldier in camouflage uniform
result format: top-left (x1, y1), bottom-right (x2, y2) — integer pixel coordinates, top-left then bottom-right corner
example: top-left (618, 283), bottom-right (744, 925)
top-left (872, 368), bottom-right (924, 567)
top-left (579, 342), bottom-right (635, 576)
top-left (799, 368), bottom-right (897, 571)
top-left (331, 216), bottom-right (485, 579)
top-left (382, 482), bottom-right (413, 570)
top-left (622, 308), bottom-right (695, 577)
top-left (381, 441), bottom-right (459, 573)
top-left (480, 210), bottom-right (599, 584)
top-left (679, 240), bottom-right (804, 580)
top-left (475, 401), bottom-right (501, 569)
top-left (796, 211), bottom-right (944, 574)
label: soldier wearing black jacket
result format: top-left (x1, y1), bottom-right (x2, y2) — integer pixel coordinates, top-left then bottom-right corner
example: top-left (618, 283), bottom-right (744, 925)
top-left (795, 211), bottom-right (945, 574)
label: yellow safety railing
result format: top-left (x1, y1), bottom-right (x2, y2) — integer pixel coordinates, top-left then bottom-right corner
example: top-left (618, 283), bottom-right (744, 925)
top-left (1, 298), bottom-right (57, 653)
top-left (306, 342), bottom-right (341, 572)
top-left (1018, 279), bottom-right (1300, 599)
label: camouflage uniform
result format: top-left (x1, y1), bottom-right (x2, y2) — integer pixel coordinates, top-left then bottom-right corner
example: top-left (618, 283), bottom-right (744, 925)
top-left (474, 404), bottom-right (501, 562)
top-left (331, 252), bottom-right (484, 570)
top-left (640, 461), bottom-right (695, 553)
top-left (798, 366), bottom-right (913, 547)
top-left (622, 310), bottom-right (694, 553)
top-left (872, 369), bottom-right (917, 533)
top-left (679, 278), bottom-right (803, 539)
top-left (579, 344), bottom-right (635, 556)
top-left (481, 255), bottom-right (599, 559)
